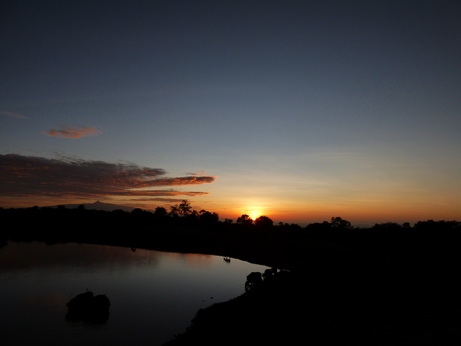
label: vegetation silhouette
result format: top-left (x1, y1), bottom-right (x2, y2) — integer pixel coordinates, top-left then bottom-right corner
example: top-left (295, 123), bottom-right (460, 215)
top-left (244, 272), bottom-right (263, 292)
top-left (1, 202), bottom-right (461, 345)
top-left (254, 215), bottom-right (273, 228)
top-left (236, 214), bottom-right (253, 226)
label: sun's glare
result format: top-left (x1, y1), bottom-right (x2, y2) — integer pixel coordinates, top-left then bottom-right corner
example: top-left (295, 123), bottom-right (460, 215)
top-left (247, 208), bottom-right (263, 220)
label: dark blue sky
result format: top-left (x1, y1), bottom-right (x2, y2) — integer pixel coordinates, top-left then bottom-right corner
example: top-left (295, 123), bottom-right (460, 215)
top-left (1, 0), bottom-right (460, 224)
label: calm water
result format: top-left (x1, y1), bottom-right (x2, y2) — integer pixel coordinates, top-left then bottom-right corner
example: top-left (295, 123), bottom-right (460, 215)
top-left (0, 242), bottom-right (268, 345)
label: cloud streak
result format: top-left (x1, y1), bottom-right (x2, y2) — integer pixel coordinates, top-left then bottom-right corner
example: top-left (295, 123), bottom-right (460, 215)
top-left (45, 126), bottom-right (102, 138)
top-left (0, 111), bottom-right (28, 119)
top-left (0, 154), bottom-right (215, 200)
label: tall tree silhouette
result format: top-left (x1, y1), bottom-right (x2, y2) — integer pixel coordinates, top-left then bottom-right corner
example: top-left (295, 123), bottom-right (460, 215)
top-left (170, 200), bottom-right (193, 217)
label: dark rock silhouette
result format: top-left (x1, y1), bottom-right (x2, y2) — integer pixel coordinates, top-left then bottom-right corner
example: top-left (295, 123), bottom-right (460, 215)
top-left (66, 291), bottom-right (110, 323)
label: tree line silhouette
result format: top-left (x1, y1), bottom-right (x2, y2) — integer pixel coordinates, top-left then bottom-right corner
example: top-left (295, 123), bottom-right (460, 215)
top-left (1, 200), bottom-right (460, 270)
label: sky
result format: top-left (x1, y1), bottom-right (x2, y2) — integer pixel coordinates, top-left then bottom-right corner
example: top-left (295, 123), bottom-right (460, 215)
top-left (1, 0), bottom-right (460, 226)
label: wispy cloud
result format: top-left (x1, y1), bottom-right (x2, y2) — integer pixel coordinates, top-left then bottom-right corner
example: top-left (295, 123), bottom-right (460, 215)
top-left (127, 189), bottom-right (209, 196)
top-left (0, 111), bottom-right (28, 119)
top-left (148, 176), bottom-right (216, 186)
top-left (129, 197), bottom-right (202, 203)
top-left (187, 171), bottom-right (208, 176)
top-left (0, 154), bottom-right (215, 200)
top-left (45, 126), bottom-right (102, 138)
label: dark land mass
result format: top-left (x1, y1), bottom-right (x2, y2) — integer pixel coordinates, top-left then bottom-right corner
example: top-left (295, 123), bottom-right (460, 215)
top-left (1, 206), bottom-right (461, 345)
top-left (46, 200), bottom-right (136, 212)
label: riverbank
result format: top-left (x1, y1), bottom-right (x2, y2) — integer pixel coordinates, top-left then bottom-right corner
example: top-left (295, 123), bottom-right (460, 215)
top-left (164, 261), bottom-right (461, 345)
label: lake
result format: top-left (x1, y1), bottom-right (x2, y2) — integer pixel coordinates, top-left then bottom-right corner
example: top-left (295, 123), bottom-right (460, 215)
top-left (0, 241), bottom-right (268, 345)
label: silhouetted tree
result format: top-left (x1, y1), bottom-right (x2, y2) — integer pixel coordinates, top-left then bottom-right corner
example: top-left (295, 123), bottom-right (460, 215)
top-left (304, 221), bottom-right (331, 241)
top-left (276, 222), bottom-right (302, 233)
top-left (186, 209), bottom-right (199, 221)
top-left (179, 200), bottom-right (192, 216)
top-left (169, 205), bottom-right (180, 217)
top-left (131, 208), bottom-right (144, 215)
top-left (255, 215), bottom-right (273, 228)
top-left (199, 210), bottom-right (219, 224)
top-left (237, 214), bottom-right (253, 226)
top-left (372, 222), bottom-right (402, 231)
top-left (154, 206), bottom-right (168, 218)
top-left (170, 200), bottom-right (193, 217)
top-left (330, 216), bottom-right (352, 229)
top-left (402, 222), bottom-right (411, 230)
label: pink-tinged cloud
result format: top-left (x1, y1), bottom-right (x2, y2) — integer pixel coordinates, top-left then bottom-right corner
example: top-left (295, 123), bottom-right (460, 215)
top-left (128, 195), bottom-right (207, 203)
top-left (45, 126), bottom-right (102, 138)
top-left (0, 154), bottom-right (215, 200)
top-left (130, 198), bottom-right (187, 203)
top-left (0, 111), bottom-right (28, 119)
top-left (123, 189), bottom-right (208, 197)
top-left (147, 176), bottom-right (216, 186)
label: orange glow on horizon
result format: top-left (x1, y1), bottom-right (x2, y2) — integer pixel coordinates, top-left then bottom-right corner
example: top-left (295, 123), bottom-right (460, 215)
top-left (2, 194), bottom-right (461, 228)
top-left (246, 211), bottom-right (259, 221)
top-left (241, 206), bottom-right (267, 221)
top-left (212, 196), bottom-right (461, 227)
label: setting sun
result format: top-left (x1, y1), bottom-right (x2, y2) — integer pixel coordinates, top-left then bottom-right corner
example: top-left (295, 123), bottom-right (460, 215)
top-left (246, 208), bottom-right (264, 221)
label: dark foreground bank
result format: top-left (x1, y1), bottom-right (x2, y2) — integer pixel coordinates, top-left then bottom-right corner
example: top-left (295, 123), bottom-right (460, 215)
top-left (165, 265), bottom-right (461, 345)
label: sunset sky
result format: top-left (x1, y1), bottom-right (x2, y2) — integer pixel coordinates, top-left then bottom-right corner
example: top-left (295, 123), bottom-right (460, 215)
top-left (1, 0), bottom-right (460, 226)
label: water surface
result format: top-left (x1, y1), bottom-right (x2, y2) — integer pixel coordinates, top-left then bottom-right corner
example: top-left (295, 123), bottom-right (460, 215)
top-left (0, 242), bottom-right (267, 345)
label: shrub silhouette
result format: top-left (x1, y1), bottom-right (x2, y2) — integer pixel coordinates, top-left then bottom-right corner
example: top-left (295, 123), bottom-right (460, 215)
top-left (244, 272), bottom-right (262, 292)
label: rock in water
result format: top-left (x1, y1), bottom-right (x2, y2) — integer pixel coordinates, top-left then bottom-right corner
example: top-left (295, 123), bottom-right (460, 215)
top-left (66, 291), bottom-right (110, 323)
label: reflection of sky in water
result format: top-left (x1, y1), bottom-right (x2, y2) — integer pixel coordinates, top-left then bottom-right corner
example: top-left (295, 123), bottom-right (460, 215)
top-left (0, 242), bottom-right (160, 271)
top-left (0, 242), bottom-right (268, 345)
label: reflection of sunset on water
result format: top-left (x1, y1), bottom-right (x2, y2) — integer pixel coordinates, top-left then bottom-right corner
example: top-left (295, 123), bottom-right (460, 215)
top-left (0, 242), bottom-right (268, 345)
top-left (0, 242), bottom-right (160, 271)
top-left (25, 292), bottom-right (68, 308)
top-left (169, 253), bottom-right (214, 269)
